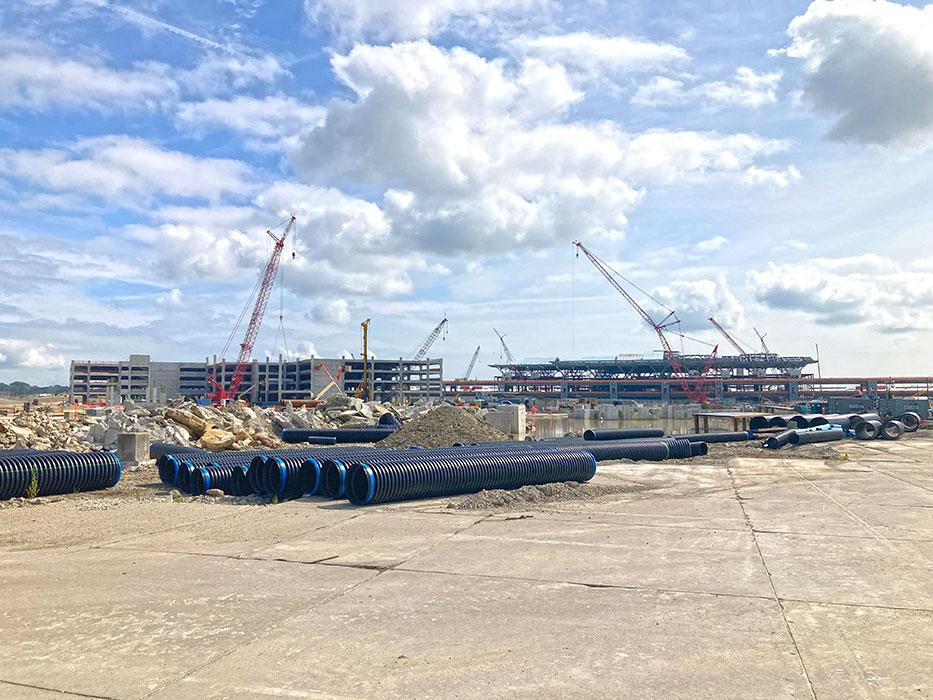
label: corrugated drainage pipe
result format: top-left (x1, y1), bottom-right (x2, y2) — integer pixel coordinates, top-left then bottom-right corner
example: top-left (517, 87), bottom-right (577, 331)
top-left (689, 442), bottom-right (708, 457)
top-left (763, 429), bottom-right (796, 449)
top-left (583, 428), bottom-right (665, 441)
top-left (854, 420), bottom-right (882, 440)
top-left (684, 432), bottom-right (750, 443)
top-left (281, 427), bottom-right (397, 444)
top-left (898, 412), bottom-right (921, 432)
top-left (880, 420), bottom-right (905, 440)
top-left (0, 450), bottom-right (122, 500)
top-left (788, 428), bottom-right (845, 445)
top-left (346, 450), bottom-right (597, 506)
top-left (767, 416), bottom-right (792, 428)
top-left (749, 416), bottom-right (771, 431)
top-left (229, 465), bottom-right (252, 496)
top-left (149, 443), bottom-right (204, 460)
top-left (661, 438), bottom-right (693, 458)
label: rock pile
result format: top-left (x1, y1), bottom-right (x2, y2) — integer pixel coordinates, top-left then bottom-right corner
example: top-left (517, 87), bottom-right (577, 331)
top-left (0, 394), bottom-right (405, 452)
top-left (380, 404), bottom-right (508, 448)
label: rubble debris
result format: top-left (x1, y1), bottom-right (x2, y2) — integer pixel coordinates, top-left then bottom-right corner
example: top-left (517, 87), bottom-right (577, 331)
top-left (380, 404), bottom-right (508, 448)
top-left (0, 394), bottom-right (407, 452)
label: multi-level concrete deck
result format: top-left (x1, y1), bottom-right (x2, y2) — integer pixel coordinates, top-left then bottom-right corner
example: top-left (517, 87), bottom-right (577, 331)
top-left (1, 437), bottom-right (931, 698)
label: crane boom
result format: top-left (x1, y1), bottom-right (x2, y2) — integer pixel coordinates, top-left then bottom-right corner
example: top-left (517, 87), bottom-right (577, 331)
top-left (573, 240), bottom-right (718, 404)
top-left (573, 242), bottom-right (677, 357)
top-left (463, 345), bottom-right (480, 380)
top-left (411, 317), bottom-right (448, 361)
top-left (493, 328), bottom-right (515, 365)
top-left (209, 215), bottom-right (296, 403)
top-left (754, 327), bottom-right (771, 354)
top-left (708, 317), bottom-right (747, 355)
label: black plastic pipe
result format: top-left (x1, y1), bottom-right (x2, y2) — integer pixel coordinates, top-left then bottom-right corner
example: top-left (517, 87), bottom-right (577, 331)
top-left (0, 450), bottom-right (122, 500)
top-left (689, 442), bottom-right (708, 457)
top-left (880, 420), bottom-right (905, 440)
top-left (148, 442), bottom-right (204, 460)
top-left (583, 428), bottom-right (665, 441)
top-left (346, 449), bottom-right (597, 506)
top-left (683, 432), bottom-right (750, 443)
top-left (854, 420), bottom-right (882, 440)
top-left (788, 428), bottom-right (845, 445)
top-left (763, 429), bottom-right (796, 449)
top-left (899, 412), bottom-right (921, 432)
top-left (281, 427), bottom-right (397, 443)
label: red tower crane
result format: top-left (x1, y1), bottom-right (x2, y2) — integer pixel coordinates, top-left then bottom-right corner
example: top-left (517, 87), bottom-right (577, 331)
top-left (573, 241), bottom-right (718, 403)
top-left (208, 215), bottom-right (297, 403)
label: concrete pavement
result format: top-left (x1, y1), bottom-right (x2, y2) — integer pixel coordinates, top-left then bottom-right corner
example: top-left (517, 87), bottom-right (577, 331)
top-left (1, 436), bottom-right (931, 698)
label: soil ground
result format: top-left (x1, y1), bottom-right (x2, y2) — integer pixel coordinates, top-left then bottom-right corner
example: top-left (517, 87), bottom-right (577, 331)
top-left (1, 435), bottom-right (931, 698)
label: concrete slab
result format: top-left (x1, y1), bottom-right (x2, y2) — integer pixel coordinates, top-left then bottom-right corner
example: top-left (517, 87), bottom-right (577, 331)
top-left (734, 469), bottom-right (933, 507)
top-left (250, 510), bottom-right (485, 568)
top-left (402, 516), bottom-right (773, 597)
top-left (742, 497), bottom-right (933, 541)
top-left (757, 531), bottom-right (933, 609)
top-left (784, 601), bottom-right (933, 697)
top-left (524, 493), bottom-right (749, 531)
top-left (149, 570), bottom-right (811, 699)
top-left (0, 547), bottom-right (371, 699)
top-left (104, 501), bottom-right (360, 557)
top-left (0, 500), bottom-right (241, 552)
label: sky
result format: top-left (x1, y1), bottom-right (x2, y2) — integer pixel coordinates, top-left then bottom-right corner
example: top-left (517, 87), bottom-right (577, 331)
top-left (1, 0), bottom-right (932, 384)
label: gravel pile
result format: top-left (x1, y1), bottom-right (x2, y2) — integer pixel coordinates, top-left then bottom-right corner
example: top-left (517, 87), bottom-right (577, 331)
top-left (380, 404), bottom-right (508, 448)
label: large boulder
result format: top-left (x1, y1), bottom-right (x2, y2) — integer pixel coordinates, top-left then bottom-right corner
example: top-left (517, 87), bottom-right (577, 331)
top-left (165, 408), bottom-right (212, 438)
top-left (198, 428), bottom-right (236, 451)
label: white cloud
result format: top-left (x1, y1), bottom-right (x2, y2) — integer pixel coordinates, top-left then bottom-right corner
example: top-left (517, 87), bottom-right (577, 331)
top-left (0, 41), bottom-right (177, 112)
top-left (179, 53), bottom-right (289, 94)
top-left (304, 0), bottom-right (540, 41)
top-left (741, 165), bottom-right (802, 189)
top-left (511, 32), bottom-right (689, 76)
top-left (156, 288), bottom-right (184, 307)
top-left (633, 67), bottom-right (781, 108)
top-left (653, 278), bottom-right (745, 331)
top-left (176, 95), bottom-right (326, 142)
top-left (0, 339), bottom-right (65, 370)
top-left (748, 254), bottom-right (933, 331)
top-left (694, 235), bottom-right (728, 252)
top-left (784, 0), bottom-right (933, 147)
top-left (310, 298), bottom-right (351, 324)
top-left (294, 41), bottom-right (794, 255)
top-left (0, 136), bottom-right (255, 203)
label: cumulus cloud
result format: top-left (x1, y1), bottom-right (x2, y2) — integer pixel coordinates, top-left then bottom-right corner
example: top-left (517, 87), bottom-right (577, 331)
top-left (511, 32), bottom-right (689, 76)
top-left (176, 95), bottom-right (326, 143)
top-left (694, 235), bottom-right (728, 252)
top-left (748, 254), bottom-right (933, 331)
top-left (653, 278), bottom-right (745, 332)
top-left (784, 0), bottom-right (933, 147)
top-left (294, 41), bottom-right (794, 255)
top-left (633, 67), bottom-right (781, 108)
top-left (0, 339), bottom-right (66, 370)
top-left (0, 41), bottom-right (177, 112)
top-left (0, 136), bottom-right (255, 204)
top-left (305, 0), bottom-right (540, 41)
top-left (310, 298), bottom-right (351, 324)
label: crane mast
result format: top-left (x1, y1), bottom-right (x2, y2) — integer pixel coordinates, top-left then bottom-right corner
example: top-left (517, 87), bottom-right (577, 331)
top-left (462, 345), bottom-right (480, 380)
top-left (708, 317), bottom-right (747, 355)
top-left (411, 317), bottom-right (448, 361)
top-left (209, 215), bottom-right (296, 403)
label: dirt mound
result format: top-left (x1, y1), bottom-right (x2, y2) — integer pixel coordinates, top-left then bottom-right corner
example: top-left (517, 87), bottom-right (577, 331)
top-left (448, 480), bottom-right (652, 510)
top-left (380, 404), bottom-right (508, 448)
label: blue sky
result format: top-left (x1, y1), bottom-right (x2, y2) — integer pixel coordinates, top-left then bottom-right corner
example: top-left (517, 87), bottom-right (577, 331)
top-left (1, 0), bottom-right (932, 383)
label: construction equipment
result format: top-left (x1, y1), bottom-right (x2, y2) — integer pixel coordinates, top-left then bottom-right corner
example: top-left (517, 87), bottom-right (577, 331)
top-left (493, 328), bottom-right (515, 364)
top-left (573, 241), bottom-right (716, 403)
top-left (462, 346), bottom-right (481, 381)
top-left (754, 327), bottom-right (772, 354)
top-left (708, 317), bottom-right (748, 356)
top-left (208, 215), bottom-right (297, 403)
top-left (313, 362), bottom-right (346, 400)
top-left (355, 319), bottom-right (371, 400)
top-left (411, 317), bottom-right (448, 361)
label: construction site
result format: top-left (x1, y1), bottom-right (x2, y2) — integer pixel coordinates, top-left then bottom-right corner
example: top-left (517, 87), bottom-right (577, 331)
top-left (1, 217), bottom-right (931, 699)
